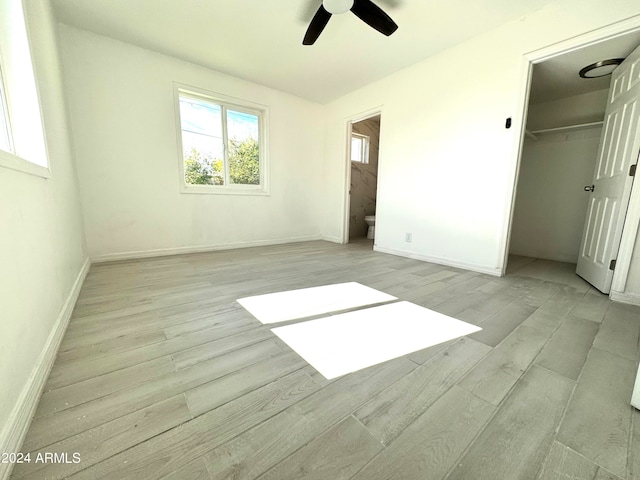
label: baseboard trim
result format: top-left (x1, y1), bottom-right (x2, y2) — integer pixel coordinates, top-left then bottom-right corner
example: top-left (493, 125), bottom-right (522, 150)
top-left (0, 257), bottom-right (90, 480)
top-left (320, 235), bottom-right (343, 244)
top-left (508, 250), bottom-right (578, 264)
top-left (374, 245), bottom-right (502, 277)
top-left (91, 236), bottom-right (323, 263)
top-left (609, 290), bottom-right (640, 306)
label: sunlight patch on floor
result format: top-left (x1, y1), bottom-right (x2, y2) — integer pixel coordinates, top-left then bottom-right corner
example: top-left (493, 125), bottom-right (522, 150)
top-left (271, 301), bottom-right (482, 379)
top-left (237, 282), bottom-right (396, 324)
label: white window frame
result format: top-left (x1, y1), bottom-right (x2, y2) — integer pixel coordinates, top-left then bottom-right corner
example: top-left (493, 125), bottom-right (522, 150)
top-left (351, 132), bottom-right (370, 164)
top-left (0, 4), bottom-right (51, 180)
top-left (174, 84), bottom-right (269, 195)
top-left (0, 57), bottom-right (50, 179)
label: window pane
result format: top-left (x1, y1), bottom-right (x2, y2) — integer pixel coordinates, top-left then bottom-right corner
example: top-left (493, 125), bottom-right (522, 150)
top-left (180, 96), bottom-right (224, 185)
top-left (351, 137), bottom-right (362, 162)
top-left (227, 109), bottom-right (260, 185)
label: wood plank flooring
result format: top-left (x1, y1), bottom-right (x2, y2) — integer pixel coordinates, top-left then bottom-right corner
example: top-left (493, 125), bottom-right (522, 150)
top-left (10, 241), bottom-right (640, 479)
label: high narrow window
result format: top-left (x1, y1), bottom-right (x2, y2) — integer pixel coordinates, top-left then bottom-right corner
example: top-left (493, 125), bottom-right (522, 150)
top-left (351, 133), bottom-right (370, 164)
top-left (0, 1), bottom-right (49, 177)
top-left (176, 87), bottom-right (268, 194)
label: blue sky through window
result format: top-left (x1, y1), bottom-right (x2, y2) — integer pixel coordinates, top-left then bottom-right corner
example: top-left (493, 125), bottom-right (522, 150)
top-left (179, 97), bottom-right (222, 160)
top-left (179, 97), bottom-right (259, 161)
top-left (227, 109), bottom-right (259, 142)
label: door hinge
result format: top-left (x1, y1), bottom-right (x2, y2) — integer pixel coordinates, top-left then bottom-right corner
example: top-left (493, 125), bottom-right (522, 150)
top-left (630, 164), bottom-right (637, 177)
top-left (609, 259), bottom-right (617, 271)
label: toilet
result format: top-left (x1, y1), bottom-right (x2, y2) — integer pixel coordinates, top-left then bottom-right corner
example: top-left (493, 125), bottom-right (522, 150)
top-left (364, 215), bottom-right (376, 240)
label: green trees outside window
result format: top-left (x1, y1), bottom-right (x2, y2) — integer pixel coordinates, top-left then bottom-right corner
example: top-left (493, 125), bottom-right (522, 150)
top-left (183, 137), bottom-right (259, 186)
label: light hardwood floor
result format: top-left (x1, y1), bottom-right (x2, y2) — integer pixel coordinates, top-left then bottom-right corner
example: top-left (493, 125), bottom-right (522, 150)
top-left (10, 241), bottom-right (640, 479)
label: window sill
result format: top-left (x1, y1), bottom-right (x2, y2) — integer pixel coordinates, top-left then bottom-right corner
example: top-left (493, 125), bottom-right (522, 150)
top-left (179, 184), bottom-right (269, 196)
top-left (0, 149), bottom-right (50, 179)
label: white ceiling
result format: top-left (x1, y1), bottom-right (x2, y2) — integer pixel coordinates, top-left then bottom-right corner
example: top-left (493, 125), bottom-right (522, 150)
top-left (51, 0), bottom-right (560, 104)
top-left (530, 31), bottom-right (640, 104)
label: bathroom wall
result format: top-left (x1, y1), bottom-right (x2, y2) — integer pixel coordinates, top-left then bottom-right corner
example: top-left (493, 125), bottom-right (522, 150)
top-left (349, 116), bottom-right (380, 240)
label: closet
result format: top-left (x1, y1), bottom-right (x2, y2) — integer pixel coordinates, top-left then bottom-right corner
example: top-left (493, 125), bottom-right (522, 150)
top-left (509, 33), bottom-right (640, 271)
top-left (510, 97), bottom-right (606, 263)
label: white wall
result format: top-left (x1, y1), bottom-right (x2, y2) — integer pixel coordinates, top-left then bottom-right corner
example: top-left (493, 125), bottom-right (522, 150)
top-left (322, 0), bottom-right (640, 277)
top-left (526, 88), bottom-right (609, 131)
top-left (509, 128), bottom-right (601, 262)
top-left (58, 26), bottom-right (326, 261)
top-left (0, 0), bottom-right (86, 467)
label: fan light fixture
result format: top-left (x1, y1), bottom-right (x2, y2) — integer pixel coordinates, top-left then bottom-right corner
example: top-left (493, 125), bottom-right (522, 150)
top-left (323, 0), bottom-right (354, 14)
top-left (303, 0), bottom-right (398, 45)
top-left (579, 58), bottom-right (624, 78)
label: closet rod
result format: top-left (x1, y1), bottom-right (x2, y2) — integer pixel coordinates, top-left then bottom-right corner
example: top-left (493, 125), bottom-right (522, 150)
top-left (530, 120), bottom-right (603, 135)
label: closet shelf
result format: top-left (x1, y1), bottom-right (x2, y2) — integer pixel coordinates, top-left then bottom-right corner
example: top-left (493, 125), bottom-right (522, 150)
top-left (529, 120), bottom-right (604, 135)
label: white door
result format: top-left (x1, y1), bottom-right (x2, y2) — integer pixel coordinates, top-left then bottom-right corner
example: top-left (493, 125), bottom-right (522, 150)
top-left (576, 45), bottom-right (640, 294)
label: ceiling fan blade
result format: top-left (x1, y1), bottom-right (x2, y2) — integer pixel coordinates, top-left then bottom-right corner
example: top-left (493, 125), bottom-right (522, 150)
top-left (303, 6), bottom-right (332, 45)
top-left (350, 0), bottom-right (398, 36)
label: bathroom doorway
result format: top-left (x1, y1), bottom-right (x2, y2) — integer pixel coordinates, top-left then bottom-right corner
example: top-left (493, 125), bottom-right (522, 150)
top-left (347, 114), bottom-right (381, 246)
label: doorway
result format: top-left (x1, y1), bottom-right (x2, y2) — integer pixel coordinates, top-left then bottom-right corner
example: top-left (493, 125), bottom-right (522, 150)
top-left (346, 114), bottom-right (381, 246)
top-left (507, 60), bottom-right (607, 289)
top-left (504, 26), bottom-right (640, 297)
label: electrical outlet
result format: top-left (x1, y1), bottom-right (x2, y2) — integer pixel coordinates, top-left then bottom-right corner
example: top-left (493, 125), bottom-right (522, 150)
top-left (405, 232), bottom-right (412, 243)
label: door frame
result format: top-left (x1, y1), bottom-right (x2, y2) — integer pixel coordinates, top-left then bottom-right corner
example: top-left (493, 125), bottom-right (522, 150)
top-left (500, 16), bottom-right (640, 299)
top-left (342, 107), bottom-right (384, 244)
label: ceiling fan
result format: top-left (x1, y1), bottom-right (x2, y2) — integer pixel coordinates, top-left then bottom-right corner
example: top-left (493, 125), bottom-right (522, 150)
top-left (303, 0), bottom-right (399, 46)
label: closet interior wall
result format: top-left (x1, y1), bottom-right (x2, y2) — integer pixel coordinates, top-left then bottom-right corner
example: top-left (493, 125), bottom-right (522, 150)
top-left (509, 89), bottom-right (609, 263)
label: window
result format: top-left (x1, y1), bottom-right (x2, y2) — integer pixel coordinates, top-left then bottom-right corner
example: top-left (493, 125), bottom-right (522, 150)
top-left (0, 65), bottom-right (11, 154)
top-left (176, 87), bottom-right (268, 194)
top-left (0, 1), bottom-right (50, 178)
top-left (351, 133), bottom-right (370, 164)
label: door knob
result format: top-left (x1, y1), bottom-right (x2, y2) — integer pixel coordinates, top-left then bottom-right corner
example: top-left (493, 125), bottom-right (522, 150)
top-left (584, 185), bottom-right (595, 192)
